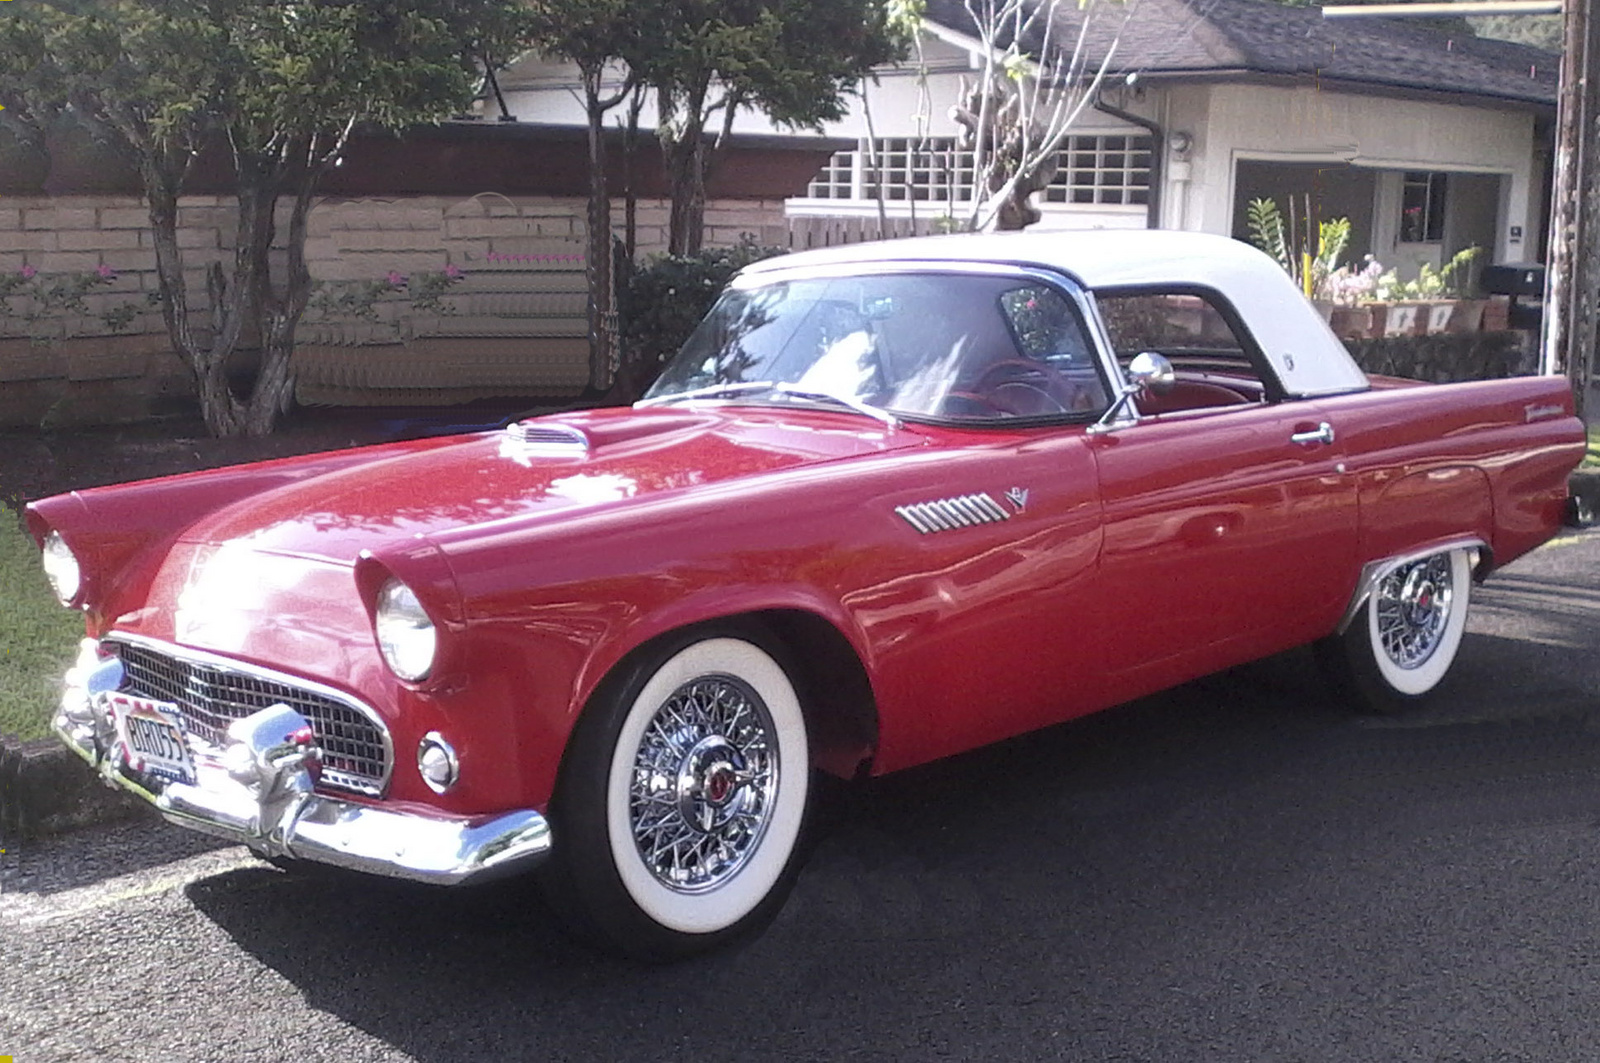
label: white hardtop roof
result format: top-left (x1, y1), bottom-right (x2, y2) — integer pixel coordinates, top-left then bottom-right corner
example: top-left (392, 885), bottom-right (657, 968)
top-left (742, 230), bottom-right (1370, 398)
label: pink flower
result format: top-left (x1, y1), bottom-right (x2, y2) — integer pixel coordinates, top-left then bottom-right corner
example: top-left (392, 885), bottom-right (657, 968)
top-left (20, 264), bottom-right (36, 279)
top-left (444, 264), bottom-right (464, 280)
top-left (385, 270), bottom-right (407, 287)
top-left (95, 263), bottom-right (116, 280)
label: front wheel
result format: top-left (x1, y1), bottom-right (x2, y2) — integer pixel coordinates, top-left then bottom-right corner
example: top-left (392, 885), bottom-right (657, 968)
top-left (1316, 547), bottom-right (1473, 714)
top-left (546, 632), bottom-right (810, 960)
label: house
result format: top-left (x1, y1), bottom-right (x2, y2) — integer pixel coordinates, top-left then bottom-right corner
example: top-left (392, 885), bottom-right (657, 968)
top-left (498, 0), bottom-right (1558, 277)
top-left (1, 0), bottom-right (1559, 425)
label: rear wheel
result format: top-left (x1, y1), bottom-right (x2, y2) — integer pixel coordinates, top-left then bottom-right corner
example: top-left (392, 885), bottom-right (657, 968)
top-left (546, 631), bottom-right (810, 960)
top-left (1317, 548), bottom-right (1473, 714)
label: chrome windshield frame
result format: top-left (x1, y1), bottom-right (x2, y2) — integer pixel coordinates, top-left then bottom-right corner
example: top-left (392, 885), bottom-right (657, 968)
top-left (642, 260), bottom-right (1126, 430)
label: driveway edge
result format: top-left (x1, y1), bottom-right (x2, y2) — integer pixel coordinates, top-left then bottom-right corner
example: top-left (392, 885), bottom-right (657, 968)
top-left (0, 732), bottom-right (144, 845)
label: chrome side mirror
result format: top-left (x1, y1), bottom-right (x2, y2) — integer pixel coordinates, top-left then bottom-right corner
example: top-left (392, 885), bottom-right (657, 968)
top-left (1126, 351), bottom-right (1176, 396)
top-left (1090, 351), bottom-right (1176, 433)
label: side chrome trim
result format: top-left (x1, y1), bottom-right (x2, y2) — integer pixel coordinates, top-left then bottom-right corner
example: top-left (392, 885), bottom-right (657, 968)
top-left (896, 493), bottom-right (1012, 534)
top-left (105, 631), bottom-right (395, 796)
top-left (1334, 537), bottom-right (1487, 636)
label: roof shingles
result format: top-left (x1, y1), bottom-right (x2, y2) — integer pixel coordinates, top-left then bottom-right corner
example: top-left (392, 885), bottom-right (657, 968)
top-left (927, 0), bottom-right (1557, 105)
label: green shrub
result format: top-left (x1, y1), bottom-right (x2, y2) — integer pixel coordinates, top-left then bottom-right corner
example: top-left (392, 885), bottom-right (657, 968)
top-left (616, 237), bottom-right (787, 401)
top-left (1342, 331), bottom-right (1527, 382)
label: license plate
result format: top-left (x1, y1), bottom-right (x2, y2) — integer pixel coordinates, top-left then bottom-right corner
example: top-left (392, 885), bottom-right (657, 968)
top-left (103, 692), bottom-right (197, 786)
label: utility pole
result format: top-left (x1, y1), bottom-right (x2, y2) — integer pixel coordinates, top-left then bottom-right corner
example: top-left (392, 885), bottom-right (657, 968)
top-left (1543, 0), bottom-right (1599, 419)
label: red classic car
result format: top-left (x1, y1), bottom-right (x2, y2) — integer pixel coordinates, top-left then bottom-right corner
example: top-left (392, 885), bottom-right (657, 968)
top-left (29, 231), bottom-right (1588, 958)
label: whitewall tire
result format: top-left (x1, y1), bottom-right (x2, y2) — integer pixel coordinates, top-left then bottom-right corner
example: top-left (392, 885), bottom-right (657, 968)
top-left (546, 630), bottom-right (811, 959)
top-left (1318, 547), bottom-right (1473, 714)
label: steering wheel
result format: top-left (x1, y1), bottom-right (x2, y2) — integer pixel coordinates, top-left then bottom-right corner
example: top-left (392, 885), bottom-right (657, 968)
top-left (971, 359), bottom-right (1071, 416)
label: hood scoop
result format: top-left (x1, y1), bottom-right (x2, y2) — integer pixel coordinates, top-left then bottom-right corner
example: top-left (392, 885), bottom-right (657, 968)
top-left (503, 420), bottom-right (590, 456)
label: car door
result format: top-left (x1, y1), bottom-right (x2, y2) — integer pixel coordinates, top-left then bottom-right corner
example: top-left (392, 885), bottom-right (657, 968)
top-left (1088, 289), bottom-right (1359, 694)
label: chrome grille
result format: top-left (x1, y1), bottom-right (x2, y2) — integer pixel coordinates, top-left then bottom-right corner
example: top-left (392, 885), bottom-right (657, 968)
top-left (895, 493), bottom-right (1012, 534)
top-left (109, 640), bottom-right (390, 796)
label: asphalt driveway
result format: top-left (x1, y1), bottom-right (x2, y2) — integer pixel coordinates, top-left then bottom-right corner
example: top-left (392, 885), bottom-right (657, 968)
top-left (3, 527), bottom-right (1598, 1063)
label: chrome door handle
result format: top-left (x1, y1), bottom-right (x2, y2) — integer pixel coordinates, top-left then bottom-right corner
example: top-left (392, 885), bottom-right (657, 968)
top-left (1290, 422), bottom-right (1336, 446)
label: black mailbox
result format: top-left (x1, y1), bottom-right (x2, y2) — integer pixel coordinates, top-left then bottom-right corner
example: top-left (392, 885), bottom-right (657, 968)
top-left (1480, 263), bottom-right (1545, 297)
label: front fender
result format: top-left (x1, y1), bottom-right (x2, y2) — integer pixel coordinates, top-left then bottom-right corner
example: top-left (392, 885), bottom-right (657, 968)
top-left (565, 583), bottom-right (874, 728)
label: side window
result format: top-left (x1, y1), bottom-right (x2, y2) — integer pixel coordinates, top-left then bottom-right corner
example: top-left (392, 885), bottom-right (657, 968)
top-left (1097, 291), bottom-right (1273, 414)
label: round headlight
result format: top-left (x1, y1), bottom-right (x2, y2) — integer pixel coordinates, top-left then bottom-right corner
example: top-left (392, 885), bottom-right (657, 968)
top-left (374, 578), bottom-right (436, 681)
top-left (41, 531), bottom-right (81, 607)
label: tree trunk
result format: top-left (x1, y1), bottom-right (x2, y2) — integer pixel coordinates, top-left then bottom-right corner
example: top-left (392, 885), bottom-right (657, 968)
top-left (244, 143), bottom-right (328, 437)
top-left (622, 85), bottom-right (645, 266)
top-left (583, 65), bottom-right (616, 391)
top-left (662, 80), bottom-right (710, 256)
top-left (140, 148), bottom-right (258, 437)
top-left (665, 135), bottom-right (708, 256)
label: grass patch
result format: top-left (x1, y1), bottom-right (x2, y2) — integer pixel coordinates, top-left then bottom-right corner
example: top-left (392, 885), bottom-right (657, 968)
top-left (1586, 425), bottom-right (1600, 468)
top-left (0, 513), bottom-right (83, 741)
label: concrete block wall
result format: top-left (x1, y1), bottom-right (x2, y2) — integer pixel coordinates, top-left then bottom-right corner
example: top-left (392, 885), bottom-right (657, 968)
top-left (0, 192), bottom-right (789, 426)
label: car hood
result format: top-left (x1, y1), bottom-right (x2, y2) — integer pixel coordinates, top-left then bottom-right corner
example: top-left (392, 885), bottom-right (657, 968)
top-left (178, 405), bottom-right (924, 565)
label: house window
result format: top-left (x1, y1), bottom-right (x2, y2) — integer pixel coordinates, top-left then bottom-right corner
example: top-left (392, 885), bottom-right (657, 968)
top-left (862, 137), bottom-right (972, 203)
top-left (1041, 135), bottom-right (1153, 206)
top-left (807, 151), bottom-right (857, 199)
top-left (804, 135), bottom-right (1151, 206)
top-left (1400, 171), bottom-right (1447, 243)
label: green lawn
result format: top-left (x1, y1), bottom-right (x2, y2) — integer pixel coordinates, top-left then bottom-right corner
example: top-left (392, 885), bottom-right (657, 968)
top-left (0, 514), bottom-right (83, 741)
top-left (1587, 424), bottom-right (1600, 468)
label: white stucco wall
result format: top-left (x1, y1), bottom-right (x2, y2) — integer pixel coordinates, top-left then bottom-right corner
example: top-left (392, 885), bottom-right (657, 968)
top-left (1156, 82), bottom-right (1538, 263)
top-left (494, 32), bottom-right (1149, 230)
top-left (493, 35), bottom-right (981, 138)
top-left (494, 42), bottom-right (1543, 257)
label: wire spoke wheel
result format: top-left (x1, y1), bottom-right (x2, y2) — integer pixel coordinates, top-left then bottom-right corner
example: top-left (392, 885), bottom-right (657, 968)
top-left (548, 632), bottom-right (810, 958)
top-left (628, 675), bottom-right (779, 893)
top-left (1373, 553), bottom-right (1454, 670)
top-left (1317, 546), bottom-right (1473, 713)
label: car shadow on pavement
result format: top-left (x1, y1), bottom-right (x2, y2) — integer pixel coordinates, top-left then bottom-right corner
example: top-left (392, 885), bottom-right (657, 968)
top-left (177, 647), bottom-right (1600, 1063)
top-left (1, 809), bottom-right (234, 898)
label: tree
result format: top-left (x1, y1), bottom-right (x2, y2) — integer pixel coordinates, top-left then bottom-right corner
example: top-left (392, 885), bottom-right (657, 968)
top-left (0, 0), bottom-right (532, 437)
top-left (522, 0), bottom-right (654, 389)
top-left (642, 0), bottom-right (906, 255)
top-left (947, 0), bottom-right (1127, 232)
top-left (1473, 14), bottom-right (1562, 52)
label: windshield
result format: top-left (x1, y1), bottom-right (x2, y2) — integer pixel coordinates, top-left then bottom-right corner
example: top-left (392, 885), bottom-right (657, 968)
top-left (643, 271), bottom-right (1110, 423)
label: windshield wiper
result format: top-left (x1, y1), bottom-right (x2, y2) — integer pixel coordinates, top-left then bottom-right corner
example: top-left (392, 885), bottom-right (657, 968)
top-left (762, 384), bottom-right (900, 428)
top-left (636, 381), bottom-right (783, 406)
top-left (637, 381), bottom-right (899, 429)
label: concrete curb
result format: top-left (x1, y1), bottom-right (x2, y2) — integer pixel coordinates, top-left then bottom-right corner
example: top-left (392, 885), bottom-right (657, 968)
top-left (3, 467), bottom-right (1597, 845)
top-left (0, 732), bottom-right (145, 845)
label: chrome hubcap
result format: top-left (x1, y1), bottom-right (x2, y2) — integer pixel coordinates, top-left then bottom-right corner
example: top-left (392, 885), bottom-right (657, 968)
top-left (1375, 554), bottom-right (1453, 669)
top-left (629, 675), bottom-right (777, 893)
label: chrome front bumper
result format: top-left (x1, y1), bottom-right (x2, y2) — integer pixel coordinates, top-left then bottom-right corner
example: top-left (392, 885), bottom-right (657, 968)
top-left (56, 651), bottom-right (552, 886)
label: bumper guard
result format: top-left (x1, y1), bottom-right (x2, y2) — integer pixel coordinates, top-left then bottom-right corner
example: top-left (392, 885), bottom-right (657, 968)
top-left (56, 652), bottom-right (552, 886)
